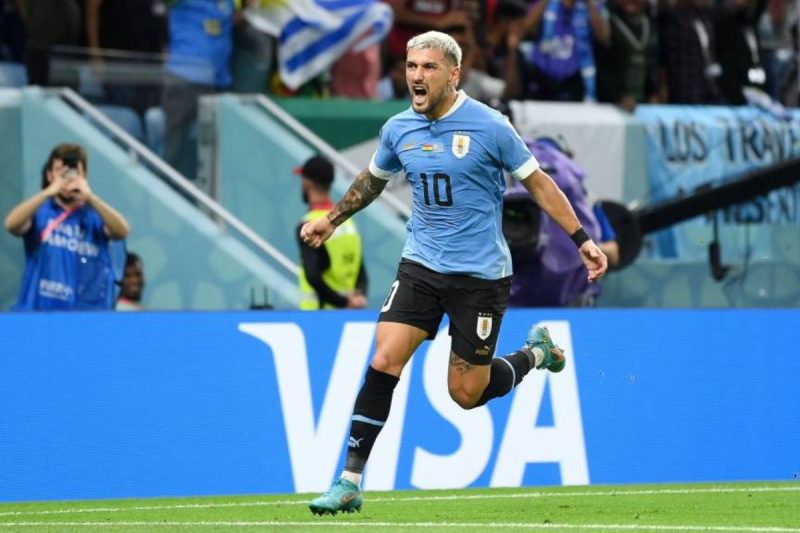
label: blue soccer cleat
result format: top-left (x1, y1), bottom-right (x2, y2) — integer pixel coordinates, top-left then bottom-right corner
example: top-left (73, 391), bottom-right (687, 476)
top-left (525, 325), bottom-right (566, 373)
top-left (308, 478), bottom-right (362, 516)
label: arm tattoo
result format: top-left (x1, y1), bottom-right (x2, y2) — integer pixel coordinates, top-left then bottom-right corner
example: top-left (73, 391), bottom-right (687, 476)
top-left (327, 169), bottom-right (387, 226)
top-left (449, 352), bottom-right (477, 375)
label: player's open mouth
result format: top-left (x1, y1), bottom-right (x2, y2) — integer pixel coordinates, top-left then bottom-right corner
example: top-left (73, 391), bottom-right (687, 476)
top-left (412, 86), bottom-right (427, 106)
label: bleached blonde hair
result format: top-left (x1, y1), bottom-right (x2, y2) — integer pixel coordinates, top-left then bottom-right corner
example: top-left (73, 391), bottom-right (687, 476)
top-left (407, 31), bottom-right (462, 68)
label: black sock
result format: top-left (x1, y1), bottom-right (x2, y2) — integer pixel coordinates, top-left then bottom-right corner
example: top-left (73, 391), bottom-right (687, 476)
top-left (473, 350), bottom-right (533, 407)
top-left (344, 366), bottom-right (400, 474)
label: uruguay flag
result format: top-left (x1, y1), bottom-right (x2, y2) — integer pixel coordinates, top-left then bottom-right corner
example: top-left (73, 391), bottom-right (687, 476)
top-left (244, 0), bottom-right (394, 90)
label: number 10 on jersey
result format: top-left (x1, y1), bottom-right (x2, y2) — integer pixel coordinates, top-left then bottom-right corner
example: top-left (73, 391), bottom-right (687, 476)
top-left (420, 172), bottom-right (453, 207)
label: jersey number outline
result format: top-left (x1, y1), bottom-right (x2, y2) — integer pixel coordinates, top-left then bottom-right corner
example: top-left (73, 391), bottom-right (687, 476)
top-left (381, 280), bottom-right (400, 312)
top-left (420, 172), bottom-right (453, 207)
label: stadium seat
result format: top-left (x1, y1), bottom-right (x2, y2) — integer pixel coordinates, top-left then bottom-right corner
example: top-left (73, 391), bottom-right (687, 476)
top-left (94, 104), bottom-right (145, 142)
top-left (0, 61), bottom-right (27, 87)
top-left (144, 106), bottom-right (166, 157)
top-left (78, 65), bottom-right (104, 99)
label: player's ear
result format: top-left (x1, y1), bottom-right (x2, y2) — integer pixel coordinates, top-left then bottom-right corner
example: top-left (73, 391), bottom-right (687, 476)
top-left (450, 65), bottom-right (460, 85)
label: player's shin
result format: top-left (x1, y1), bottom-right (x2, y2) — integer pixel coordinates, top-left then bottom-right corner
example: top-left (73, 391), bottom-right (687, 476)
top-left (342, 366), bottom-right (400, 484)
top-left (473, 350), bottom-right (533, 407)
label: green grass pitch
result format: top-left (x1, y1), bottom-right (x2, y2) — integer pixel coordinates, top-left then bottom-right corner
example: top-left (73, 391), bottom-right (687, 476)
top-left (0, 481), bottom-right (798, 532)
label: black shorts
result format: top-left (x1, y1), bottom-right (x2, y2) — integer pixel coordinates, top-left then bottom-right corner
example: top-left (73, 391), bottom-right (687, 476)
top-left (378, 259), bottom-right (511, 365)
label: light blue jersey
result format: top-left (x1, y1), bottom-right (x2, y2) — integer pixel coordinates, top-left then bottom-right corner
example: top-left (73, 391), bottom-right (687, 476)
top-left (369, 91), bottom-right (539, 279)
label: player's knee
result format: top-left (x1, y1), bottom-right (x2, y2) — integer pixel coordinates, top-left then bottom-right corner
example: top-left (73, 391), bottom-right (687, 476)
top-left (370, 352), bottom-right (389, 371)
top-left (370, 351), bottom-right (404, 376)
top-left (448, 385), bottom-right (479, 410)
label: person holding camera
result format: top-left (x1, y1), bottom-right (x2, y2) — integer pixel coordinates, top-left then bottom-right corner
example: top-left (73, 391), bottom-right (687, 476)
top-left (3, 143), bottom-right (130, 311)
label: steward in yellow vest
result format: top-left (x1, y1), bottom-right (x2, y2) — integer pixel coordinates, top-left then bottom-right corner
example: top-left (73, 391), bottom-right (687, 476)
top-left (295, 156), bottom-right (368, 309)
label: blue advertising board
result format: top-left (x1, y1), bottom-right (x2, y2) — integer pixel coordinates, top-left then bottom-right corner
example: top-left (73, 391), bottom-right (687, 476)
top-left (0, 309), bottom-right (798, 502)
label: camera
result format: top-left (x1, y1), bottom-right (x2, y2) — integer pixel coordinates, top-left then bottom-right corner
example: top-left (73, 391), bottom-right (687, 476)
top-left (61, 153), bottom-right (80, 179)
top-left (62, 153), bottom-right (80, 169)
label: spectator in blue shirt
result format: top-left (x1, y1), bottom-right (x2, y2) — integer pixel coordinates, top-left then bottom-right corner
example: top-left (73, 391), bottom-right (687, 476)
top-left (3, 143), bottom-right (130, 311)
top-left (520, 0), bottom-right (610, 101)
top-left (162, 0), bottom-right (236, 177)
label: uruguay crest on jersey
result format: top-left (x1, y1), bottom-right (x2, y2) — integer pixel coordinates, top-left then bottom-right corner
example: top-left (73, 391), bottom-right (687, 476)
top-left (476, 312), bottom-right (493, 340)
top-left (452, 134), bottom-right (470, 158)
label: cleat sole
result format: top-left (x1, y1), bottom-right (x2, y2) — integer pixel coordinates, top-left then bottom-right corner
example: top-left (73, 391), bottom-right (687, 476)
top-left (308, 504), bottom-right (361, 516)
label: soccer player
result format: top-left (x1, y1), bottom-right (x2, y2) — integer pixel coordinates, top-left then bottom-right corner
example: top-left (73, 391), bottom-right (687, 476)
top-left (302, 30), bottom-right (607, 515)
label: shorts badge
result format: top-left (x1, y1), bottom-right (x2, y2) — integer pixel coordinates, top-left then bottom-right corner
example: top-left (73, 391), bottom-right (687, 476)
top-left (452, 134), bottom-right (470, 158)
top-left (476, 312), bottom-right (493, 340)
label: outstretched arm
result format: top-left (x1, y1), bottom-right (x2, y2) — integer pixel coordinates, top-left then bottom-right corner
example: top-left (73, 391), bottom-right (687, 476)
top-left (300, 168), bottom-right (388, 248)
top-left (519, 168), bottom-right (608, 282)
top-left (327, 168), bottom-right (388, 226)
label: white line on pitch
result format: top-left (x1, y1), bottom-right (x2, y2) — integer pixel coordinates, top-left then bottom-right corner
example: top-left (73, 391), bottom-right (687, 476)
top-left (0, 485), bottom-right (798, 518)
top-left (0, 521), bottom-right (799, 532)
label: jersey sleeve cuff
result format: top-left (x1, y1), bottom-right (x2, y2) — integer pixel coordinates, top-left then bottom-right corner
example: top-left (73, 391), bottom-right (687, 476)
top-left (511, 156), bottom-right (539, 181)
top-left (368, 156), bottom-right (396, 180)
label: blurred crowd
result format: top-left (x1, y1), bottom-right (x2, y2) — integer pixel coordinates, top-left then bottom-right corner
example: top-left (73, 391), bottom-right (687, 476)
top-left (0, 0), bottom-right (796, 177)
top-left (1, 0), bottom-right (798, 312)
top-left (0, 0), bottom-right (796, 113)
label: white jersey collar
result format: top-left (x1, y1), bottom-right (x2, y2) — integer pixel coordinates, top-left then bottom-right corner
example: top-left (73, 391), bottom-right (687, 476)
top-left (437, 90), bottom-right (468, 120)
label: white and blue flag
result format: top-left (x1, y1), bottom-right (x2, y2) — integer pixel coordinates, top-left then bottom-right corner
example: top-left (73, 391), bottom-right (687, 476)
top-left (244, 0), bottom-right (394, 90)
